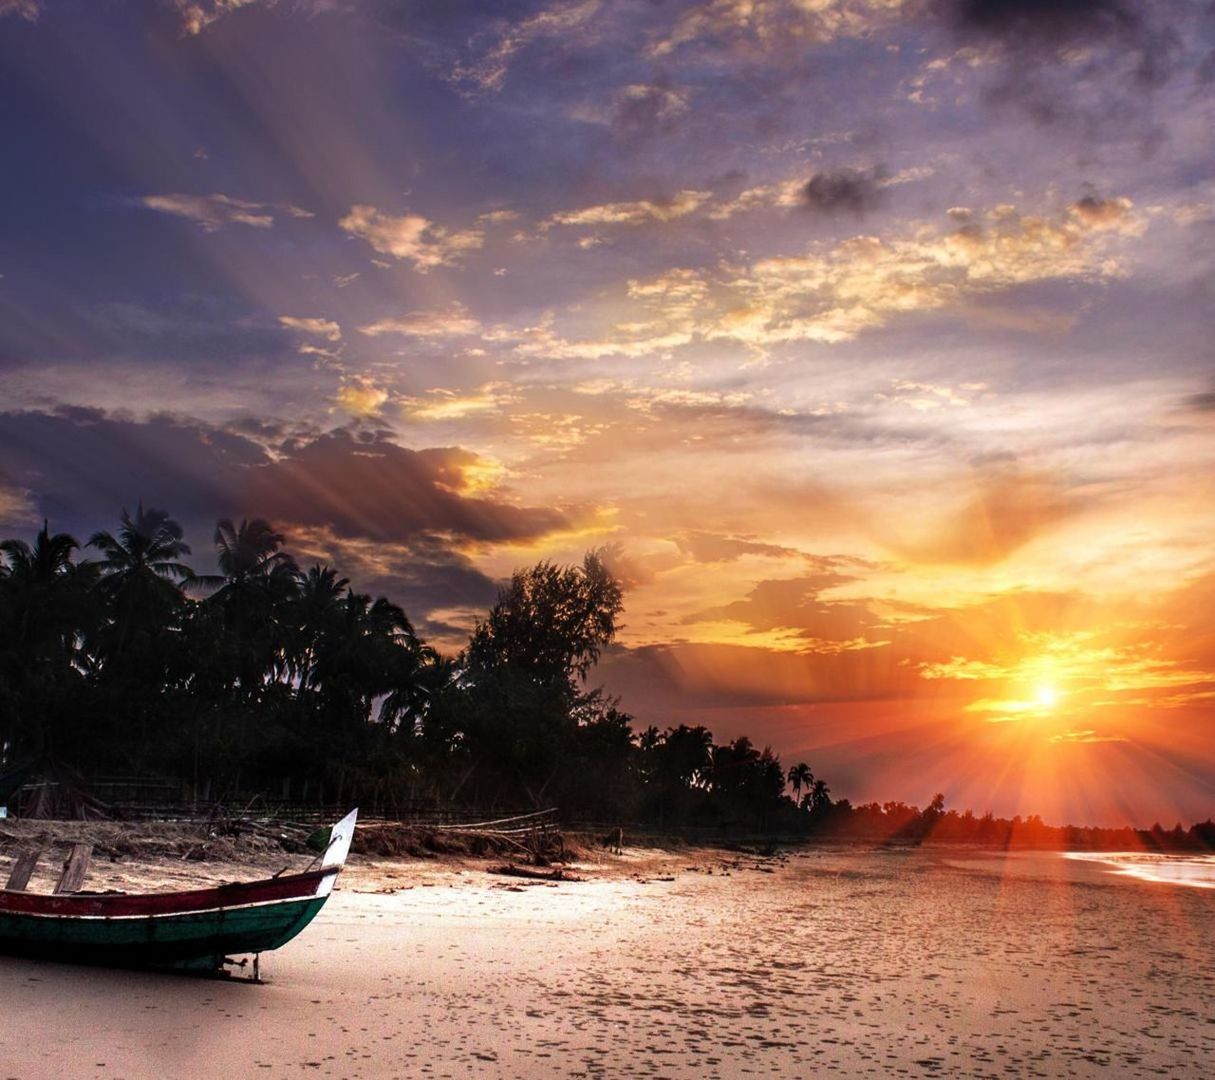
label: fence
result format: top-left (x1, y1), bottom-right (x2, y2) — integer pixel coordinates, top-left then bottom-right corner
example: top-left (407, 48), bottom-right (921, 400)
top-left (7, 777), bottom-right (552, 829)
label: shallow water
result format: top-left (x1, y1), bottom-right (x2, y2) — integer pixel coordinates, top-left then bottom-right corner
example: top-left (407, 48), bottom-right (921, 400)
top-left (1064, 850), bottom-right (1215, 889)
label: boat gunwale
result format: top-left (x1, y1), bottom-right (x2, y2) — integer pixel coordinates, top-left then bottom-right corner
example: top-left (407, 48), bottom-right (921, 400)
top-left (0, 866), bottom-right (337, 919)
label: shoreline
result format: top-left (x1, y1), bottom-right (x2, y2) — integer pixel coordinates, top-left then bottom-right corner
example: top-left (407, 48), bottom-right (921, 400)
top-left (1, 818), bottom-right (1212, 900)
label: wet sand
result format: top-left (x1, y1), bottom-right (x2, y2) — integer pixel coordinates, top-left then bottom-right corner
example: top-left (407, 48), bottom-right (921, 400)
top-left (2, 846), bottom-right (1213, 1078)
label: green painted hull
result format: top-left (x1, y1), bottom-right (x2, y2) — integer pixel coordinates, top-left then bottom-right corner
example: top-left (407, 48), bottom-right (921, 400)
top-left (0, 896), bottom-right (329, 971)
top-left (0, 809), bottom-right (357, 974)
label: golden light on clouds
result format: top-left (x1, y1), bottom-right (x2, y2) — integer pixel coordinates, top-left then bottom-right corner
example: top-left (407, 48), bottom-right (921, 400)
top-left (335, 378), bottom-right (389, 416)
top-left (338, 205), bottom-right (484, 272)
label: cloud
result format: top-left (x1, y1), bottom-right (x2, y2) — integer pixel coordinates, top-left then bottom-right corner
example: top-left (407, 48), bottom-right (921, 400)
top-left (358, 305), bottom-right (482, 338)
top-left (241, 429), bottom-right (572, 546)
top-left (1071, 194), bottom-right (1135, 227)
top-left (339, 205), bottom-right (483, 272)
top-left (674, 531), bottom-right (806, 563)
top-left (1048, 728), bottom-right (1129, 744)
top-left (478, 209), bottom-right (521, 225)
top-left (802, 167), bottom-right (886, 215)
top-left (288, 525), bottom-right (500, 646)
top-left (0, 479), bottom-right (37, 528)
top-left (335, 378), bottom-right (389, 417)
top-left (0, 407), bottom-right (574, 585)
top-left (611, 80), bottom-right (691, 139)
top-left (485, 193), bottom-right (1143, 366)
top-left (949, 0), bottom-right (1139, 47)
top-left (649, 0), bottom-right (912, 60)
top-left (403, 384), bottom-right (518, 423)
top-left (682, 569), bottom-right (884, 652)
top-left (710, 166), bottom-right (931, 221)
top-left (934, 0), bottom-right (1187, 129)
top-left (140, 193), bottom-right (313, 232)
top-left (711, 195), bottom-right (1144, 346)
top-left (506, 320), bottom-right (695, 362)
top-left (169, 0), bottom-right (340, 35)
top-left (547, 189), bottom-right (711, 228)
top-left (1183, 382), bottom-right (1215, 412)
top-left (882, 379), bottom-right (983, 411)
top-left (598, 638), bottom-right (909, 712)
top-left (173, 0), bottom-right (256, 35)
top-left (446, 0), bottom-right (603, 95)
top-left (881, 462), bottom-right (1071, 565)
top-left (279, 316), bottom-right (342, 342)
top-left (0, 0), bottom-right (38, 20)
top-left (708, 179), bottom-right (805, 220)
top-left (0, 408), bottom-right (265, 534)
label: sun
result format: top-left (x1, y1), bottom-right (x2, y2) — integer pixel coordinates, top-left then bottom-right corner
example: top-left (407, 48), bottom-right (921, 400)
top-left (1034, 684), bottom-right (1059, 710)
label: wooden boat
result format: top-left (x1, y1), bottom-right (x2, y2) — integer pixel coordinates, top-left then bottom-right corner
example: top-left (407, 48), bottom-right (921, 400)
top-left (0, 808), bottom-right (357, 977)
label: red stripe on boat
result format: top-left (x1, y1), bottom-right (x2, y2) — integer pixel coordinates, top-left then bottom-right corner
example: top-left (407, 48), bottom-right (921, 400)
top-left (0, 868), bottom-right (335, 918)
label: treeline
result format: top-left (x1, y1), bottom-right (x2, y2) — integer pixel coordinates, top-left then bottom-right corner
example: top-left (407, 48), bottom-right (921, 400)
top-left (0, 507), bottom-right (823, 829)
top-left (809, 797), bottom-right (1215, 851)
top-left (2, 507), bottom-right (1212, 848)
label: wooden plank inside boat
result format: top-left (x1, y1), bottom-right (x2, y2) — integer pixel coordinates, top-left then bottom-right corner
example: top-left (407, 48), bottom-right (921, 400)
top-left (5, 849), bottom-right (41, 892)
top-left (54, 843), bottom-right (92, 895)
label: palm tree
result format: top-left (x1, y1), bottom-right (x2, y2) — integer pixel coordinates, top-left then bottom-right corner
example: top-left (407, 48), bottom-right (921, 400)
top-left (305, 591), bottom-right (422, 722)
top-left (787, 762), bottom-right (813, 806)
top-left (88, 503), bottom-right (194, 604)
top-left (284, 565), bottom-right (349, 688)
top-left (1, 521), bottom-right (82, 584)
top-left (87, 503), bottom-right (195, 675)
top-left (212, 518), bottom-right (297, 588)
top-left (208, 518), bottom-right (299, 697)
top-left (809, 778), bottom-right (831, 815)
top-left (667, 725), bottom-right (714, 783)
top-left (1, 523), bottom-right (97, 666)
top-left (0, 522), bottom-right (99, 756)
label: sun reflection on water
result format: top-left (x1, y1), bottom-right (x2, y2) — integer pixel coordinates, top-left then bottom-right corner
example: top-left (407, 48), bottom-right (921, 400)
top-left (1065, 852), bottom-right (1215, 889)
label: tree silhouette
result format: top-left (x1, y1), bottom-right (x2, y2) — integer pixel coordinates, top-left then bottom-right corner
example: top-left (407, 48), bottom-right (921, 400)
top-left (809, 778), bottom-right (832, 815)
top-left (207, 518), bottom-right (299, 699)
top-left (87, 503), bottom-right (194, 673)
top-left (466, 550), bottom-right (624, 687)
top-left (0, 523), bottom-right (98, 757)
top-left (787, 762), bottom-right (814, 805)
top-left (0, 513), bottom-right (845, 830)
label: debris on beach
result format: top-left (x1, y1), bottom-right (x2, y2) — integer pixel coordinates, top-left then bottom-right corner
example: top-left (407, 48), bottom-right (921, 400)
top-left (488, 863), bottom-right (583, 883)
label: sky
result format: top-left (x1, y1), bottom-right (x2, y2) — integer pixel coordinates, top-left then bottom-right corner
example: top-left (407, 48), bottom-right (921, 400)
top-left (1, 0), bottom-right (1213, 826)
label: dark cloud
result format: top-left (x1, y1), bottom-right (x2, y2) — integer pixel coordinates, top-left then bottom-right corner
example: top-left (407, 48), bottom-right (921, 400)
top-left (240, 429), bottom-right (570, 545)
top-left (0, 409), bottom-right (570, 627)
top-left (936, 0), bottom-right (1187, 135)
top-left (1183, 383), bottom-right (1215, 412)
top-left (950, 0), bottom-right (1138, 43)
top-left (1072, 193), bottom-right (1129, 224)
top-left (286, 530), bottom-right (498, 646)
top-left (801, 168), bottom-right (885, 216)
top-left (0, 408), bottom-right (261, 536)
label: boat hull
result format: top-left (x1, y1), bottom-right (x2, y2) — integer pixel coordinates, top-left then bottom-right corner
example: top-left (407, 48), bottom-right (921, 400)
top-left (0, 809), bottom-right (358, 973)
top-left (0, 894), bottom-right (328, 971)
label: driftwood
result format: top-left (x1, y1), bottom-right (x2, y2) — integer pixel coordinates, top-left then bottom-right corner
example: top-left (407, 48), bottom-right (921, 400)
top-left (489, 863), bottom-right (582, 882)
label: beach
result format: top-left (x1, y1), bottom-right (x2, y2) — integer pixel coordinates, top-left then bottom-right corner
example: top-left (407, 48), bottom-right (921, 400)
top-left (2, 843), bottom-right (1213, 1078)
